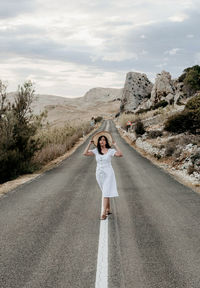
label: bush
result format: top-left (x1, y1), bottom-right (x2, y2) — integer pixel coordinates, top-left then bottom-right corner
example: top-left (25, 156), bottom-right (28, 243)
top-left (136, 107), bottom-right (151, 115)
top-left (164, 94), bottom-right (200, 134)
top-left (164, 144), bottom-right (176, 157)
top-left (185, 94), bottom-right (200, 110)
top-left (187, 165), bottom-right (196, 175)
top-left (147, 130), bottom-right (163, 139)
top-left (178, 65), bottom-right (200, 96)
top-left (135, 119), bottom-right (145, 136)
top-left (94, 116), bottom-right (103, 123)
top-left (152, 100), bottom-right (168, 110)
top-left (154, 153), bottom-right (161, 160)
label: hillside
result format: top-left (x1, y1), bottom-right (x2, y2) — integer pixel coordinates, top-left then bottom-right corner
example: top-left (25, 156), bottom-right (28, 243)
top-left (7, 87), bottom-right (123, 127)
top-left (116, 96), bottom-right (200, 192)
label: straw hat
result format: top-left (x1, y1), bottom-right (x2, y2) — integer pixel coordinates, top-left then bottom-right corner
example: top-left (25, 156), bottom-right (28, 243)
top-left (92, 131), bottom-right (113, 147)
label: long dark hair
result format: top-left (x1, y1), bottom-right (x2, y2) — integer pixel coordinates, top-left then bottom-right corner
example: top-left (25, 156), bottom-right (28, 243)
top-left (97, 135), bottom-right (111, 155)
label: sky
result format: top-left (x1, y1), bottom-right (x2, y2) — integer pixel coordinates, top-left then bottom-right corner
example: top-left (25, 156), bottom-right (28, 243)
top-left (0, 0), bottom-right (199, 98)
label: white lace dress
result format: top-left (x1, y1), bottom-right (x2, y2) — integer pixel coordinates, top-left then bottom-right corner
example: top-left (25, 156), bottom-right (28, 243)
top-left (89, 148), bottom-right (119, 197)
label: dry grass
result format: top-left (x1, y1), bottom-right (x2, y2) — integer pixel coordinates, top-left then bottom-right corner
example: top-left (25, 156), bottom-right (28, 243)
top-left (33, 120), bottom-right (93, 165)
top-left (118, 105), bottom-right (178, 129)
top-left (164, 133), bottom-right (200, 147)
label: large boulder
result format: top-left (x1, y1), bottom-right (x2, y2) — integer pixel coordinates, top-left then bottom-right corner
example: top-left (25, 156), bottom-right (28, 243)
top-left (120, 72), bottom-right (153, 112)
top-left (150, 71), bottom-right (175, 104)
top-left (173, 79), bottom-right (187, 105)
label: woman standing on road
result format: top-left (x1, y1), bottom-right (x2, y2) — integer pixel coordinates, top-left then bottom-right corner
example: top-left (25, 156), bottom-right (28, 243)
top-left (83, 131), bottom-right (123, 220)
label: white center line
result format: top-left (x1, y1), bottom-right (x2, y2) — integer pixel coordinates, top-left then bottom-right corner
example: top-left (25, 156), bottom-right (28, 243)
top-left (95, 197), bottom-right (108, 288)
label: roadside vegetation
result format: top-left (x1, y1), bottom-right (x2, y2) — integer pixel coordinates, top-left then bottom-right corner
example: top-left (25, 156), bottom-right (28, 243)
top-left (0, 80), bottom-right (96, 184)
top-left (164, 94), bottom-right (200, 134)
top-left (33, 121), bottom-right (93, 165)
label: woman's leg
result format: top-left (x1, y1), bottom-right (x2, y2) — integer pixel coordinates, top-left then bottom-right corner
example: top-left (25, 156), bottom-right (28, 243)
top-left (106, 198), bottom-right (110, 211)
top-left (103, 197), bottom-right (109, 214)
top-left (100, 198), bottom-right (111, 219)
top-left (100, 197), bottom-right (109, 219)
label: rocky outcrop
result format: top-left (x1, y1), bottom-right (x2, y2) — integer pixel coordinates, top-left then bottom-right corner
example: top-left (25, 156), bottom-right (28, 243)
top-left (173, 80), bottom-right (186, 104)
top-left (150, 71), bottom-right (175, 104)
top-left (120, 72), bottom-right (153, 112)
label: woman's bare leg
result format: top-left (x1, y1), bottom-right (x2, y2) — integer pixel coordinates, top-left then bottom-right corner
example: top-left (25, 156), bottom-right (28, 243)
top-left (100, 198), bottom-right (111, 219)
top-left (103, 197), bottom-right (109, 213)
top-left (106, 198), bottom-right (110, 212)
top-left (101, 197), bottom-right (109, 217)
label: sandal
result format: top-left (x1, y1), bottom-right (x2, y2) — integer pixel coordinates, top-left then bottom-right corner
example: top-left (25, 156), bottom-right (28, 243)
top-left (100, 214), bottom-right (107, 220)
top-left (106, 210), bottom-right (112, 215)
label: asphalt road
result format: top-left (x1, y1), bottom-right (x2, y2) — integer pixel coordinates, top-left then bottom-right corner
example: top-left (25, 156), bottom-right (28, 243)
top-left (1, 120), bottom-right (200, 288)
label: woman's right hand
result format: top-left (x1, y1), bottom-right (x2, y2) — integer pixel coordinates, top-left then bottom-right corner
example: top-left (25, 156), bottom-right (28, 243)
top-left (90, 139), bottom-right (94, 144)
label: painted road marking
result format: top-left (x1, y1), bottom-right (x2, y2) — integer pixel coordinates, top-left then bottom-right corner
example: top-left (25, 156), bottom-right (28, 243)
top-left (95, 197), bottom-right (108, 288)
top-left (95, 121), bottom-right (109, 287)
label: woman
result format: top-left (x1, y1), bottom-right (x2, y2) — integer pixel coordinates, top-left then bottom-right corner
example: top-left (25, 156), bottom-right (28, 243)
top-left (83, 131), bottom-right (123, 220)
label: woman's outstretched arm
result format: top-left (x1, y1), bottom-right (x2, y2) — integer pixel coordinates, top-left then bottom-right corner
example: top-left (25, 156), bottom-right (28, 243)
top-left (83, 140), bottom-right (95, 156)
top-left (112, 141), bottom-right (123, 157)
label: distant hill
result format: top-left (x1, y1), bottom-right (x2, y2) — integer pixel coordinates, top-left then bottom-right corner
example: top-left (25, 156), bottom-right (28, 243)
top-left (7, 87), bottom-right (123, 127)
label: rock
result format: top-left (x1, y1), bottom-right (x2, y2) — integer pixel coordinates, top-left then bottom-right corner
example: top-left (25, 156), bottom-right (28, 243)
top-left (193, 172), bottom-right (200, 181)
top-left (181, 157), bottom-right (193, 170)
top-left (173, 80), bottom-right (186, 104)
top-left (165, 93), bottom-right (174, 103)
top-left (191, 148), bottom-right (200, 172)
top-left (135, 99), bottom-right (152, 111)
top-left (150, 71), bottom-right (175, 104)
top-left (120, 72), bottom-right (153, 112)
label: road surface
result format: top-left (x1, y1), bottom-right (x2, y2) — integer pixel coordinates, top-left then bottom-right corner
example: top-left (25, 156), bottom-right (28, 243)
top-left (0, 120), bottom-right (200, 288)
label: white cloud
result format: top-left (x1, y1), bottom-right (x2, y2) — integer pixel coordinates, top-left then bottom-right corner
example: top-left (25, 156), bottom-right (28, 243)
top-left (0, 57), bottom-right (125, 97)
top-left (0, 0), bottom-right (199, 97)
top-left (168, 14), bottom-right (189, 22)
top-left (102, 51), bottom-right (138, 62)
top-left (155, 62), bottom-right (168, 69)
top-left (186, 34), bottom-right (194, 38)
top-left (164, 48), bottom-right (181, 55)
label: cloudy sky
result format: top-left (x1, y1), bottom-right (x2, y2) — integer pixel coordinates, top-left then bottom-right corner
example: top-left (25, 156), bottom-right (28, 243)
top-left (0, 0), bottom-right (199, 97)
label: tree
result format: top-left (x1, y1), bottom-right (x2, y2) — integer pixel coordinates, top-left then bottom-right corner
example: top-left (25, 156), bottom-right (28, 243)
top-left (0, 80), bottom-right (47, 183)
top-left (178, 65), bottom-right (200, 96)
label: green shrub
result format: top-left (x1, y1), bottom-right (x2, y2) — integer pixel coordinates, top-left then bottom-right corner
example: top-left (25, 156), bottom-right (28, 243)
top-left (94, 116), bottom-right (103, 123)
top-left (164, 94), bottom-right (200, 134)
top-left (154, 153), bottom-right (161, 160)
top-left (178, 65), bottom-right (200, 96)
top-left (147, 130), bottom-right (163, 138)
top-left (152, 100), bottom-right (168, 110)
top-left (136, 107), bottom-right (151, 114)
top-left (164, 110), bottom-right (196, 133)
top-left (135, 119), bottom-right (145, 136)
top-left (187, 165), bottom-right (196, 175)
top-left (164, 144), bottom-right (176, 157)
top-left (185, 94), bottom-right (200, 110)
